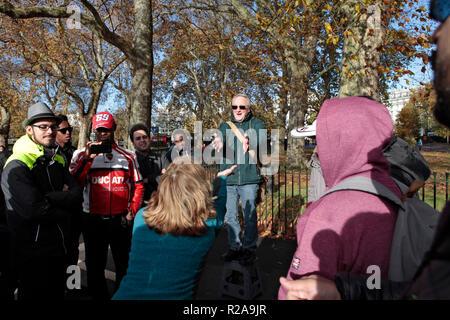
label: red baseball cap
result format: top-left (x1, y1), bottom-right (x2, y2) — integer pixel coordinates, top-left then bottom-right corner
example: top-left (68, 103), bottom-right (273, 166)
top-left (92, 112), bottom-right (115, 130)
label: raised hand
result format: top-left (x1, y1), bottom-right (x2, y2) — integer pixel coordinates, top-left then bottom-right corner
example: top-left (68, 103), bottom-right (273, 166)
top-left (211, 133), bottom-right (223, 152)
top-left (217, 165), bottom-right (237, 177)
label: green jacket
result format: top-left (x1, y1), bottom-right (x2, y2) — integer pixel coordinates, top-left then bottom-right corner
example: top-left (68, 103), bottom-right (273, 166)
top-left (218, 112), bottom-right (266, 185)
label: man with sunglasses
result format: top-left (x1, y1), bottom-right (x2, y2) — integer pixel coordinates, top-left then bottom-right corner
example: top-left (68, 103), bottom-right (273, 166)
top-left (1, 102), bottom-right (82, 300)
top-left (55, 114), bottom-right (75, 169)
top-left (212, 93), bottom-right (266, 265)
top-left (55, 114), bottom-right (83, 291)
top-left (279, 0), bottom-right (450, 300)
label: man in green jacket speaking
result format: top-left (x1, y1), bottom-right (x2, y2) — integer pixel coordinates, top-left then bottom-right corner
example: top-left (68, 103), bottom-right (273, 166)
top-left (212, 93), bottom-right (266, 265)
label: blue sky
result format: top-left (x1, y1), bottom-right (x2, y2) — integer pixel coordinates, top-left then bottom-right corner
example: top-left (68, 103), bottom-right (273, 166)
top-left (391, 0), bottom-right (438, 91)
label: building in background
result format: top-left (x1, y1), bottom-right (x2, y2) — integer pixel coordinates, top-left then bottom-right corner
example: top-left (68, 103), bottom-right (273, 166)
top-left (386, 87), bottom-right (416, 123)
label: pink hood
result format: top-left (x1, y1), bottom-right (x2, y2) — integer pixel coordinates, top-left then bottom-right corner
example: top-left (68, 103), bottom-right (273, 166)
top-left (279, 97), bottom-right (402, 299)
top-left (317, 96), bottom-right (401, 196)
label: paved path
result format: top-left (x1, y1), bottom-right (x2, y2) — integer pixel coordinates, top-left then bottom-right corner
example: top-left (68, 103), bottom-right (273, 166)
top-left (195, 229), bottom-right (296, 300)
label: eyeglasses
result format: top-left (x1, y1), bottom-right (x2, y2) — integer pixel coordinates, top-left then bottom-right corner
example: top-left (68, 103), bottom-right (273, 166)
top-left (430, 0), bottom-right (450, 22)
top-left (31, 124), bottom-right (58, 131)
top-left (57, 126), bottom-right (73, 134)
top-left (134, 135), bottom-right (149, 141)
top-left (232, 105), bottom-right (248, 110)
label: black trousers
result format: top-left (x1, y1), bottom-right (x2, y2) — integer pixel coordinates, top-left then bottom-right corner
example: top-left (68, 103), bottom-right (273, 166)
top-left (67, 209), bottom-right (83, 267)
top-left (17, 255), bottom-right (66, 300)
top-left (0, 229), bottom-right (16, 300)
top-left (82, 213), bottom-right (132, 300)
top-left (65, 210), bottom-right (83, 293)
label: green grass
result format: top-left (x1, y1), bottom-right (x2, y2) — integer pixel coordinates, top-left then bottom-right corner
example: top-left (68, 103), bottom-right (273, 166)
top-left (422, 150), bottom-right (450, 175)
top-left (422, 150), bottom-right (449, 211)
top-left (203, 147), bottom-right (449, 239)
top-left (257, 149), bottom-right (450, 239)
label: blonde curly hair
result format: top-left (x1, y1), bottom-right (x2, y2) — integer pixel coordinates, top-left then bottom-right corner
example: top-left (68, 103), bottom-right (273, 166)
top-left (143, 156), bottom-right (216, 236)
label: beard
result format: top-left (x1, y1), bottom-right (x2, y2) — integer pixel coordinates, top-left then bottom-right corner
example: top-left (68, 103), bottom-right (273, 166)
top-left (433, 50), bottom-right (450, 128)
top-left (40, 139), bottom-right (56, 148)
top-left (32, 132), bottom-right (56, 148)
top-left (434, 91), bottom-right (450, 128)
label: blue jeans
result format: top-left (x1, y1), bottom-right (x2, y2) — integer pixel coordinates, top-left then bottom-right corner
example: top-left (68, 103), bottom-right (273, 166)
top-left (225, 184), bottom-right (259, 252)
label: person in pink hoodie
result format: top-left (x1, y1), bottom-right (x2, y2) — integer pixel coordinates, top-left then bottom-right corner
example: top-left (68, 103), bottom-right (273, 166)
top-left (278, 96), bottom-right (402, 299)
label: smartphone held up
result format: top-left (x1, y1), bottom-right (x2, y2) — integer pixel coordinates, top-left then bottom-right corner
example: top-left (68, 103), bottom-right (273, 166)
top-left (90, 142), bottom-right (112, 154)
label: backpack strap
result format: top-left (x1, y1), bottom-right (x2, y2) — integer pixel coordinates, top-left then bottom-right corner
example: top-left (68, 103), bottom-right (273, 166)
top-left (321, 176), bottom-right (405, 210)
top-left (226, 121), bottom-right (244, 142)
top-left (226, 120), bottom-right (259, 165)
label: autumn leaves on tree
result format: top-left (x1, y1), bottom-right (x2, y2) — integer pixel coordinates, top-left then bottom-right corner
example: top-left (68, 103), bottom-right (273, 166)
top-left (0, 0), bottom-right (433, 160)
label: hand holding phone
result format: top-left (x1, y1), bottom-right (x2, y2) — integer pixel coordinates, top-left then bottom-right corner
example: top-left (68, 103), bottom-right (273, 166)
top-left (90, 142), bottom-right (112, 155)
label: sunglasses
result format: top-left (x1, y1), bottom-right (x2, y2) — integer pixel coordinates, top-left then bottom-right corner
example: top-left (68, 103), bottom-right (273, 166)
top-left (232, 105), bottom-right (248, 110)
top-left (57, 126), bottom-right (73, 134)
top-left (95, 127), bottom-right (112, 133)
top-left (31, 124), bottom-right (58, 131)
top-left (430, 0), bottom-right (450, 22)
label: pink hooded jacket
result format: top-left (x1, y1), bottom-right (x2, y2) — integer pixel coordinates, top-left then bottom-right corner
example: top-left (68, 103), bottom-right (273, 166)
top-left (279, 97), bottom-right (402, 299)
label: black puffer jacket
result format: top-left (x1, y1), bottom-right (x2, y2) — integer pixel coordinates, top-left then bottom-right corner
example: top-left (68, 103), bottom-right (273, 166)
top-left (58, 142), bottom-right (76, 170)
top-left (1, 135), bottom-right (82, 263)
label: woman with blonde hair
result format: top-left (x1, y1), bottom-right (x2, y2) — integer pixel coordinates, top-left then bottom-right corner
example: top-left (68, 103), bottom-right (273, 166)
top-left (113, 157), bottom-right (236, 300)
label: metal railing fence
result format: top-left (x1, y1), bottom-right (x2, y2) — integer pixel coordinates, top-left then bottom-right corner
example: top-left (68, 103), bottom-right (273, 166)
top-left (203, 164), bottom-right (449, 240)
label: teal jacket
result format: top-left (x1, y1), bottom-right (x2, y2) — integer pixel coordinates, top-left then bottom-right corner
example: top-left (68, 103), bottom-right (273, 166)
top-left (112, 176), bottom-right (227, 300)
top-left (218, 112), bottom-right (266, 185)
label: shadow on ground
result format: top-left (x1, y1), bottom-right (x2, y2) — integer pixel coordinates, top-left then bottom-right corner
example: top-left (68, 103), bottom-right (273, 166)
top-left (195, 228), bottom-right (296, 300)
top-left (64, 229), bottom-right (297, 301)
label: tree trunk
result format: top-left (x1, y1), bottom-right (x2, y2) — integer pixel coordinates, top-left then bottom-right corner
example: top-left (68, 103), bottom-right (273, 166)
top-left (285, 30), bottom-right (318, 168)
top-left (338, 1), bottom-right (383, 100)
top-left (286, 68), bottom-right (307, 168)
top-left (128, 0), bottom-right (153, 148)
top-left (70, 82), bottom-right (104, 148)
top-left (278, 83), bottom-right (289, 155)
top-left (0, 104), bottom-right (10, 148)
top-left (77, 116), bottom-right (92, 149)
top-left (76, 102), bottom-right (98, 149)
top-left (0, 1), bottom-right (154, 150)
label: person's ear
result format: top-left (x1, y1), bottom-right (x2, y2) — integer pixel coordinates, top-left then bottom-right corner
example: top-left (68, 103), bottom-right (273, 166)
top-left (25, 125), bottom-right (33, 135)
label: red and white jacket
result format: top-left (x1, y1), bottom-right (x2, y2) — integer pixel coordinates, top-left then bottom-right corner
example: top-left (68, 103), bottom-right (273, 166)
top-left (69, 143), bottom-right (144, 217)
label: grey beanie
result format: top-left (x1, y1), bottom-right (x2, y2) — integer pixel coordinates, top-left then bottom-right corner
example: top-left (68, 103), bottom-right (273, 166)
top-left (22, 102), bottom-right (57, 128)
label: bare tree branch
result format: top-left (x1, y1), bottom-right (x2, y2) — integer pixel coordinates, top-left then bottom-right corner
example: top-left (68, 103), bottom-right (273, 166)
top-left (0, 1), bottom-right (134, 59)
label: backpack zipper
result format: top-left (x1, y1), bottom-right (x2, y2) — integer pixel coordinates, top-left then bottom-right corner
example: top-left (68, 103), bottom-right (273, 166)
top-left (35, 224), bottom-right (40, 242)
top-left (57, 223), bottom-right (67, 255)
top-left (46, 154), bottom-right (65, 253)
